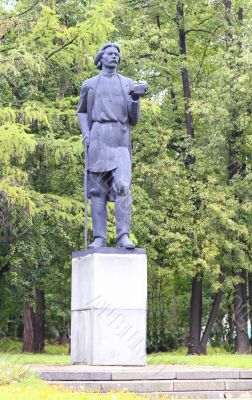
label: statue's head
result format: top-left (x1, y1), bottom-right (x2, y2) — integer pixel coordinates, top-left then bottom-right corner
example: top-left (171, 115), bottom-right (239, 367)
top-left (94, 42), bottom-right (121, 70)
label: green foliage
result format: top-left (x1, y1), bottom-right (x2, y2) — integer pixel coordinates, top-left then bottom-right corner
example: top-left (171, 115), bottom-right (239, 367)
top-left (0, 0), bottom-right (117, 340)
top-left (0, 0), bottom-right (251, 352)
top-left (114, 0), bottom-right (252, 350)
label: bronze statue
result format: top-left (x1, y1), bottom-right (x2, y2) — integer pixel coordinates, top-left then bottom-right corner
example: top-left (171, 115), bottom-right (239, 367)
top-left (78, 43), bottom-right (147, 249)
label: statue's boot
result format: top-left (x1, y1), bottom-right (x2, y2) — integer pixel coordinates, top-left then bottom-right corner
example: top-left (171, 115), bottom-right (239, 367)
top-left (89, 237), bottom-right (106, 248)
top-left (89, 199), bottom-right (107, 248)
top-left (115, 193), bottom-right (135, 249)
top-left (117, 234), bottom-right (135, 249)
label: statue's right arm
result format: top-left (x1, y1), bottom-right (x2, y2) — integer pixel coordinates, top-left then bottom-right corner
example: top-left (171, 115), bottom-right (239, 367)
top-left (77, 82), bottom-right (90, 146)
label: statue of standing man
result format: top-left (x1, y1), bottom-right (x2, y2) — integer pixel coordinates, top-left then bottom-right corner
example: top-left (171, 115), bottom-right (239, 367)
top-left (77, 43), bottom-right (147, 249)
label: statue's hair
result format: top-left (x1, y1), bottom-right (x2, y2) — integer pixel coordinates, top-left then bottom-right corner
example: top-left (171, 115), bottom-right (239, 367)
top-left (94, 43), bottom-right (121, 70)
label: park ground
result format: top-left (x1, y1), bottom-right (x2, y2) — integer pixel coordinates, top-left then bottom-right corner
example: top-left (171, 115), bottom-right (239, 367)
top-left (1, 343), bottom-right (252, 399)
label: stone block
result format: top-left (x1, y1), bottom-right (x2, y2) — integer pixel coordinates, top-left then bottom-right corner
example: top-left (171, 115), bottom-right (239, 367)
top-left (40, 371), bottom-right (112, 381)
top-left (71, 308), bottom-right (146, 365)
top-left (225, 380), bottom-right (252, 391)
top-left (163, 392), bottom-right (227, 399)
top-left (71, 252), bottom-right (147, 311)
top-left (174, 379), bottom-right (226, 391)
top-left (239, 370), bottom-right (252, 379)
top-left (176, 370), bottom-right (240, 380)
top-left (111, 370), bottom-right (176, 380)
top-left (47, 380), bottom-right (173, 393)
top-left (224, 392), bottom-right (252, 399)
top-left (71, 249), bottom-right (147, 365)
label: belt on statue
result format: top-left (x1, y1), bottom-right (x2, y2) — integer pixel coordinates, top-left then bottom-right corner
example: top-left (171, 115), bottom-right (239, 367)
top-left (93, 121), bottom-right (128, 125)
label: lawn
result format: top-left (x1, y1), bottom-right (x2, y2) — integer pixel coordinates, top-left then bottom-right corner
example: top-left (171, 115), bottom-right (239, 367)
top-left (0, 374), bottom-right (147, 400)
top-left (0, 340), bottom-right (71, 365)
top-left (148, 346), bottom-right (252, 369)
top-left (2, 343), bottom-right (252, 399)
top-left (1, 341), bottom-right (252, 369)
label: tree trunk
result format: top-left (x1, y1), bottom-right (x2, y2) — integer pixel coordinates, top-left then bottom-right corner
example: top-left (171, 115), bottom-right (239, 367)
top-left (248, 273), bottom-right (252, 336)
top-left (199, 271), bottom-right (225, 354)
top-left (176, 2), bottom-right (204, 356)
top-left (187, 274), bottom-right (202, 355)
top-left (59, 76), bottom-right (69, 99)
top-left (234, 270), bottom-right (249, 354)
top-left (34, 288), bottom-right (45, 353)
top-left (22, 288), bottom-right (45, 353)
top-left (22, 302), bottom-right (36, 352)
top-left (200, 291), bottom-right (222, 354)
top-left (176, 2), bottom-right (194, 138)
top-left (226, 302), bottom-right (234, 348)
top-left (223, 1), bottom-right (248, 354)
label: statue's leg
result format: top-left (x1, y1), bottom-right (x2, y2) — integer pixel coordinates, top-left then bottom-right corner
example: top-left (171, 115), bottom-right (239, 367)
top-left (89, 172), bottom-right (109, 248)
top-left (113, 150), bottom-right (135, 248)
top-left (115, 188), bottom-right (131, 234)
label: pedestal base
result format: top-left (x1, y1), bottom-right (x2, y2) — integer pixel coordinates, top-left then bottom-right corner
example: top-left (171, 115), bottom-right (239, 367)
top-left (71, 248), bottom-right (147, 366)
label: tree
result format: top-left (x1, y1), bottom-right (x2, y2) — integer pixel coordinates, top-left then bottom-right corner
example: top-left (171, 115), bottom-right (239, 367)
top-left (0, 0), bottom-right (118, 351)
top-left (114, 0), bottom-right (252, 353)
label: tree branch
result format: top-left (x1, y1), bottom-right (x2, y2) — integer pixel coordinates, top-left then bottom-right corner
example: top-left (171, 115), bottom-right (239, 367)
top-left (186, 25), bottom-right (222, 35)
top-left (197, 16), bottom-right (213, 26)
top-left (0, 47), bottom-right (16, 53)
top-left (0, 22), bottom-right (19, 41)
top-left (193, 25), bottom-right (223, 83)
top-left (5, 0), bottom-right (40, 19)
top-left (0, 1), bottom-right (40, 40)
top-left (162, 49), bottom-right (179, 57)
top-left (185, 28), bottom-right (213, 35)
top-left (46, 35), bottom-right (78, 60)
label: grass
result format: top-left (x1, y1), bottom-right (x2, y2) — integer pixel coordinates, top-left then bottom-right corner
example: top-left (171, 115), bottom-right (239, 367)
top-left (148, 346), bottom-right (252, 369)
top-left (0, 340), bottom-right (71, 365)
top-left (0, 374), bottom-right (149, 400)
top-left (0, 363), bottom-right (29, 385)
top-left (1, 341), bottom-right (252, 369)
top-left (2, 342), bottom-right (252, 399)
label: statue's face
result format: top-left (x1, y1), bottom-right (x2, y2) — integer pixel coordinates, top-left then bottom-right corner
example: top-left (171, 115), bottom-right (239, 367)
top-left (101, 46), bottom-right (120, 69)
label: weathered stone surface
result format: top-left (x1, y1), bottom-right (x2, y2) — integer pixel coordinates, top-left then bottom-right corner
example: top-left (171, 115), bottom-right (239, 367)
top-left (146, 392), bottom-right (252, 399)
top-left (45, 381), bottom-right (252, 398)
top-left (71, 308), bottom-right (147, 365)
top-left (111, 370), bottom-right (176, 380)
top-left (176, 370), bottom-right (240, 380)
top-left (71, 310), bottom-right (91, 364)
top-left (174, 379), bottom-right (226, 391)
top-left (47, 380), bottom-right (173, 393)
top-left (39, 371), bottom-right (112, 381)
top-left (73, 248), bottom-right (146, 257)
top-left (152, 392), bottom-right (227, 399)
top-left (71, 253), bottom-right (147, 310)
top-left (223, 392), bottom-right (252, 399)
top-left (226, 380), bottom-right (252, 391)
top-left (239, 370), bottom-right (252, 379)
top-left (71, 251), bottom-right (147, 365)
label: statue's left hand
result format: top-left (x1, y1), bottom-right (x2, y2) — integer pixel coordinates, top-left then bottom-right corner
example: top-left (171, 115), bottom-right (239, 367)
top-left (129, 84), bottom-right (148, 100)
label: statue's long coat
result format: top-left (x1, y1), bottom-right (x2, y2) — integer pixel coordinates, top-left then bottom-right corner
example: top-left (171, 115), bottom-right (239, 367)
top-left (77, 73), bottom-right (140, 173)
top-left (77, 73), bottom-right (140, 201)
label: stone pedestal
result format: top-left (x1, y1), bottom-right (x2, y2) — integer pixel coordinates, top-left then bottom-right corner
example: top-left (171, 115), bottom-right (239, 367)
top-left (71, 248), bottom-right (147, 366)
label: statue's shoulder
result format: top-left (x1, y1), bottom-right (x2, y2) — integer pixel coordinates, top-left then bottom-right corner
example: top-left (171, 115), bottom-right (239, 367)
top-left (81, 74), bottom-right (101, 89)
top-left (118, 73), bottom-right (133, 85)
